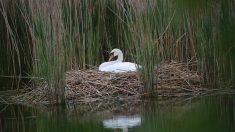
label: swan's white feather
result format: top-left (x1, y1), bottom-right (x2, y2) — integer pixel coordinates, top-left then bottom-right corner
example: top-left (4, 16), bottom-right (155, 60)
top-left (99, 62), bottom-right (138, 73)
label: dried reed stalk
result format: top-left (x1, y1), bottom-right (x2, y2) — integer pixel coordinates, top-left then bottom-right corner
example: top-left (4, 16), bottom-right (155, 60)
top-left (12, 61), bottom-right (204, 104)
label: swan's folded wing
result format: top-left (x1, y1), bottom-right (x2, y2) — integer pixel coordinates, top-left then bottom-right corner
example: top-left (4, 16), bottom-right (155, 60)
top-left (99, 62), bottom-right (139, 73)
top-left (108, 62), bottom-right (138, 73)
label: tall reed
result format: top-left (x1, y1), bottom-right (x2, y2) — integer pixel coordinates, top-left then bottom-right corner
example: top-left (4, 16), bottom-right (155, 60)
top-left (31, 1), bottom-right (66, 104)
top-left (0, 0), bottom-right (235, 103)
top-left (0, 0), bottom-right (33, 90)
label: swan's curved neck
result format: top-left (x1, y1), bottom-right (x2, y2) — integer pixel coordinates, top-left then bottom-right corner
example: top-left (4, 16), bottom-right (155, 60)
top-left (116, 53), bottom-right (123, 62)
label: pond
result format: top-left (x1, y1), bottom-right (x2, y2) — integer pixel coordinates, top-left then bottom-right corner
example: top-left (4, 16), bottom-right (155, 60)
top-left (0, 94), bottom-right (234, 132)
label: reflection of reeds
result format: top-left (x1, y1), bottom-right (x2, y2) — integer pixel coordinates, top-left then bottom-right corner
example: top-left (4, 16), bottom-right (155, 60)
top-left (0, 0), bottom-right (234, 104)
top-left (1, 105), bottom-right (40, 132)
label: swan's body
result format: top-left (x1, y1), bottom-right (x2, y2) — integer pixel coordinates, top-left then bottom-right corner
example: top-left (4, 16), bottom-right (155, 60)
top-left (99, 62), bottom-right (138, 73)
top-left (99, 49), bottom-right (139, 73)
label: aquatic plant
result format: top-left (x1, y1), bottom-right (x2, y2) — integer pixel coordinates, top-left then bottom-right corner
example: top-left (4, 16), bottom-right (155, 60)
top-left (0, 0), bottom-right (234, 104)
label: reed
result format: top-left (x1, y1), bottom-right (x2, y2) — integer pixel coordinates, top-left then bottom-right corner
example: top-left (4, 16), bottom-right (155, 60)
top-left (0, 0), bottom-right (33, 90)
top-left (193, 0), bottom-right (235, 86)
top-left (0, 0), bottom-right (234, 103)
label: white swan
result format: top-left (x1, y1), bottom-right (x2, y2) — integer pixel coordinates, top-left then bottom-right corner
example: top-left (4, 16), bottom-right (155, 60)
top-left (99, 48), bottom-right (139, 73)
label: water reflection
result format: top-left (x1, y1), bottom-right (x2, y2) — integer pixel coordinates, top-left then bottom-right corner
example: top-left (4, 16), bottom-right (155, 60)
top-left (103, 115), bottom-right (141, 132)
top-left (0, 95), bottom-right (234, 132)
top-left (228, 95), bottom-right (235, 130)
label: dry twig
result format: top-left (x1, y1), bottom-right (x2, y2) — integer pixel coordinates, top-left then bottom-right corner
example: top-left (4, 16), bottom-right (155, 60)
top-left (12, 61), bottom-right (204, 104)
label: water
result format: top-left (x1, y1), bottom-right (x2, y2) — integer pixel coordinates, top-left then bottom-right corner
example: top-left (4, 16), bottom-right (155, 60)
top-left (0, 95), bottom-right (234, 132)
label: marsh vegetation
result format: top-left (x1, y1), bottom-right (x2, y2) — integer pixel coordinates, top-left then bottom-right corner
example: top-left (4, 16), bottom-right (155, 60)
top-left (0, 0), bottom-right (235, 104)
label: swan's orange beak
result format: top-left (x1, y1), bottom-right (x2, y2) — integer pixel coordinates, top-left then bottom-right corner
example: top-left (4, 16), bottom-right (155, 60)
top-left (108, 52), bottom-right (114, 61)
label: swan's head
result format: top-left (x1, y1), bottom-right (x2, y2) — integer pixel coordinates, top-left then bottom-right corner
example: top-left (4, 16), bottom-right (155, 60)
top-left (108, 48), bottom-right (123, 62)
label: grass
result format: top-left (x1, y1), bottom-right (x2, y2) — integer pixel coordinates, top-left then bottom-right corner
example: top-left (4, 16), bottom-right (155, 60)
top-left (0, 0), bottom-right (234, 103)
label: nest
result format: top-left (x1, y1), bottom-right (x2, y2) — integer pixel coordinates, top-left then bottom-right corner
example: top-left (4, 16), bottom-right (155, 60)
top-left (12, 61), bottom-right (204, 104)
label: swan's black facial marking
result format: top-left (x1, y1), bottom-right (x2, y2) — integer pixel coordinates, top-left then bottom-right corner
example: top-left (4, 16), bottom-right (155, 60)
top-left (108, 52), bottom-right (118, 61)
top-left (112, 56), bottom-right (118, 61)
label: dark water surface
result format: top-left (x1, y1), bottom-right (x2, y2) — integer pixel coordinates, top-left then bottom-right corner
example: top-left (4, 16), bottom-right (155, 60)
top-left (0, 95), bottom-right (234, 132)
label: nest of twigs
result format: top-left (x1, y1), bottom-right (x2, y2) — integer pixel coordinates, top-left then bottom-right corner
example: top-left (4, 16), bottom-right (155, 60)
top-left (13, 61), bottom-right (204, 104)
